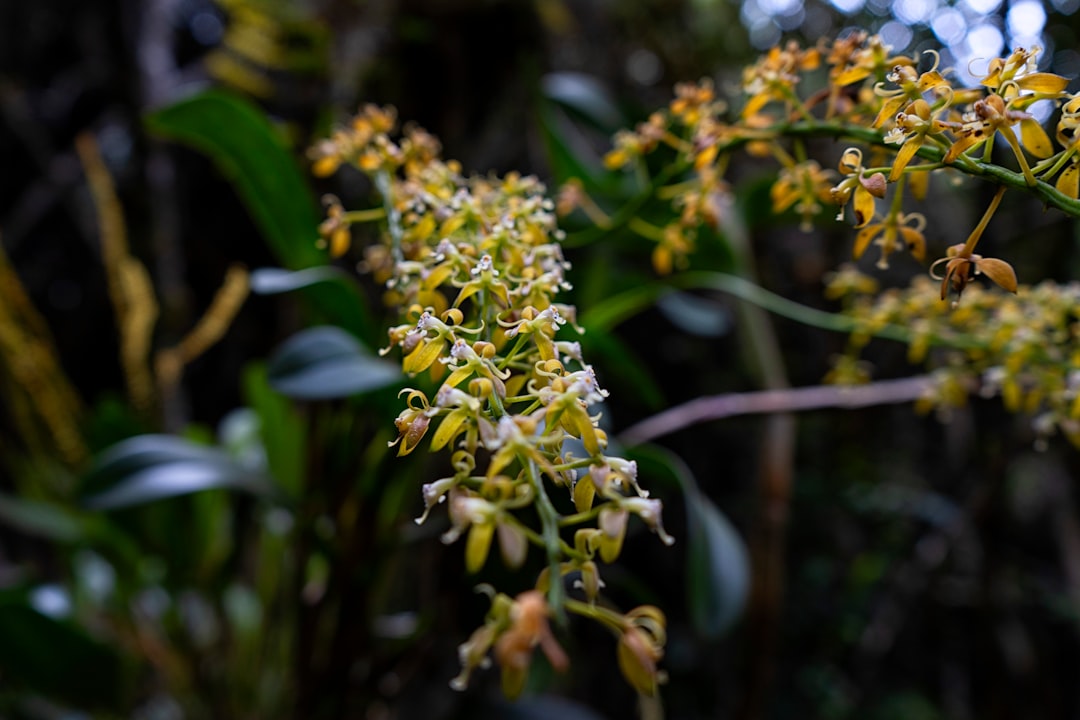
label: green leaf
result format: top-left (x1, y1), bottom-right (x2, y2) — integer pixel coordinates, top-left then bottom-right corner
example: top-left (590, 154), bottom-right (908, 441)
top-left (579, 331), bottom-right (664, 411)
top-left (244, 363), bottom-right (307, 496)
top-left (580, 282), bottom-right (671, 333)
top-left (537, 103), bottom-right (609, 192)
top-left (0, 494), bottom-right (89, 543)
top-left (266, 325), bottom-right (401, 400)
top-left (81, 435), bottom-right (273, 510)
top-left (145, 89), bottom-right (374, 340)
top-left (629, 445), bottom-right (749, 638)
top-left (656, 290), bottom-right (732, 337)
top-left (0, 589), bottom-right (131, 708)
top-left (684, 480), bottom-right (749, 637)
top-left (542, 72), bottom-right (624, 131)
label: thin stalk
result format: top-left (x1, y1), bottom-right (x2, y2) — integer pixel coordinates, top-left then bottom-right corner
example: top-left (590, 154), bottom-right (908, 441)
top-left (961, 185), bottom-right (1007, 256)
top-left (342, 207), bottom-right (386, 223)
top-left (524, 458), bottom-right (567, 621)
top-left (374, 170), bottom-right (404, 263)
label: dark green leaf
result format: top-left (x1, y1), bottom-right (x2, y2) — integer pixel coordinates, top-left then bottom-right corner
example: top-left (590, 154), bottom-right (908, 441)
top-left (266, 326), bottom-right (401, 400)
top-left (537, 104), bottom-right (608, 192)
top-left (684, 482), bottom-right (749, 638)
top-left (627, 445), bottom-right (749, 638)
top-left (657, 290), bottom-right (732, 337)
top-left (580, 331), bottom-right (664, 411)
top-left (0, 495), bottom-right (88, 542)
top-left (0, 590), bottom-right (130, 708)
top-left (244, 363), bottom-right (306, 495)
top-left (145, 89), bottom-right (374, 340)
top-left (542, 72), bottom-right (623, 131)
top-left (81, 435), bottom-right (272, 510)
top-left (250, 266), bottom-right (353, 294)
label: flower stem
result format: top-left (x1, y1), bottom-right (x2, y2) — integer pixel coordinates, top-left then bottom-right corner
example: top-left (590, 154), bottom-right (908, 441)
top-left (525, 458), bottom-right (567, 621)
top-left (961, 185), bottom-right (1007, 256)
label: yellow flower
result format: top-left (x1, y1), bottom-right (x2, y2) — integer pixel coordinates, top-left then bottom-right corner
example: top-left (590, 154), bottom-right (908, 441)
top-left (388, 389), bottom-right (431, 456)
top-left (317, 195), bottom-right (351, 257)
top-left (930, 243), bottom-right (1018, 303)
top-left (853, 211), bottom-right (927, 269)
top-left (616, 606), bottom-right (667, 696)
top-left (493, 591), bottom-right (569, 698)
top-left (830, 148), bottom-right (886, 228)
top-left (770, 160), bottom-right (835, 231)
top-left (883, 99), bottom-right (953, 181)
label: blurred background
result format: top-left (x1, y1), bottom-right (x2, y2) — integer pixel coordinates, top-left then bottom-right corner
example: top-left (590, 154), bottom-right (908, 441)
top-left (5, 0), bottom-right (1080, 718)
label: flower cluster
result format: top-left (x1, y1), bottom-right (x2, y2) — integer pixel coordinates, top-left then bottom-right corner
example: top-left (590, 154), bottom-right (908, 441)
top-left (580, 33), bottom-right (1080, 303)
top-left (311, 105), bottom-right (673, 696)
top-left (826, 267), bottom-right (1080, 449)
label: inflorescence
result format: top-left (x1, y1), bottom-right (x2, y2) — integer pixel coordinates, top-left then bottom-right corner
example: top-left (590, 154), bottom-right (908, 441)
top-left (311, 105), bottom-right (672, 697)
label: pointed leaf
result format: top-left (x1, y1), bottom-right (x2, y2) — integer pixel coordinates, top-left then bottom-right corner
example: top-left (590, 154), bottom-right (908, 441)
top-left (685, 483), bottom-right (750, 638)
top-left (81, 435), bottom-right (273, 510)
top-left (267, 326), bottom-right (401, 399)
top-left (249, 266), bottom-right (353, 294)
top-left (542, 72), bottom-right (623, 131)
top-left (146, 89), bottom-right (373, 339)
top-left (0, 495), bottom-right (90, 542)
top-left (0, 590), bottom-right (131, 708)
top-left (656, 290), bottom-right (732, 338)
top-left (243, 363), bottom-right (306, 495)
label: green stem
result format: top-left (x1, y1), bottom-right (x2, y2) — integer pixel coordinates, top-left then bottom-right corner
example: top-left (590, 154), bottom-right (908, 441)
top-left (748, 121), bottom-right (1080, 216)
top-left (524, 458), bottom-right (567, 621)
top-left (564, 598), bottom-right (626, 632)
top-left (374, 170), bottom-right (404, 263)
top-left (558, 507), bottom-right (603, 527)
top-left (342, 207), bottom-right (386, 223)
top-left (628, 217), bottom-right (668, 243)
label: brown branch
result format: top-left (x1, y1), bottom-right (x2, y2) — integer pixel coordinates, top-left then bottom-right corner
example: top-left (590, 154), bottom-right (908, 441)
top-left (618, 375), bottom-right (935, 447)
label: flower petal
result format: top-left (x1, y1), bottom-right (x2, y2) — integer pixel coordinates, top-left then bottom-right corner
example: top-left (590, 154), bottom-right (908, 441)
top-left (977, 258), bottom-right (1018, 293)
top-left (898, 226), bottom-right (926, 262)
top-left (1057, 161), bottom-right (1080, 199)
top-left (1018, 72), bottom-right (1069, 94)
top-left (1020, 118), bottom-right (1054, 159)
top-left (853, 224), bottom-right (880, 259)
top-left (853, 186), bottom-right (876, 228)
top-left (889, 136), bottom-right (925, 181)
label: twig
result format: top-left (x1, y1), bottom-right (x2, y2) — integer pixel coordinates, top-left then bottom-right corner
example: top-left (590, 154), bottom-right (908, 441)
top-left (618, 375), bottom-right (935, 447)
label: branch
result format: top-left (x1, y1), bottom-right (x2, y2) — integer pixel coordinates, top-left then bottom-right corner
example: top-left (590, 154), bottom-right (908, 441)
top-left (729, 121), bottom-right (1080, 218)
top-left (618, 375), bottom-right (935, 446)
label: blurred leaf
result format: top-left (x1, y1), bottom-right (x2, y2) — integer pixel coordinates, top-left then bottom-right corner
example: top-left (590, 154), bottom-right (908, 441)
top-left (0, 589), bottom-right (130, 708)
top-left (145, 89), bottom-right (374, 340)
top-left (244, 363), bottom-right (306, 496)
top-left (542, 72), bottom-right (623, 131)
top-left (580, 281), bottom-right (670, 333)
top-left (580, 331), bottom-right (664, 410)
top-left (656, 290), bottom-right (732, 337)
top-left (266, 326), bottom-right (401, 400)
top-left (629, 444), bottom-right (749, 638)
top-left (81, 435), bottom-right (273, 510)
top-left (0, 495), bottom-right (88, 543)
top-left (685, 480), bottom-right (749, 637)
top-left (249, 266), bottom-right (354, 294)
top-left (483, 694), bottom-right (606, 720)
top-left (145, 90), bottom-right (319, 266)
top-left (537, 104), bottom-right (608, 192)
